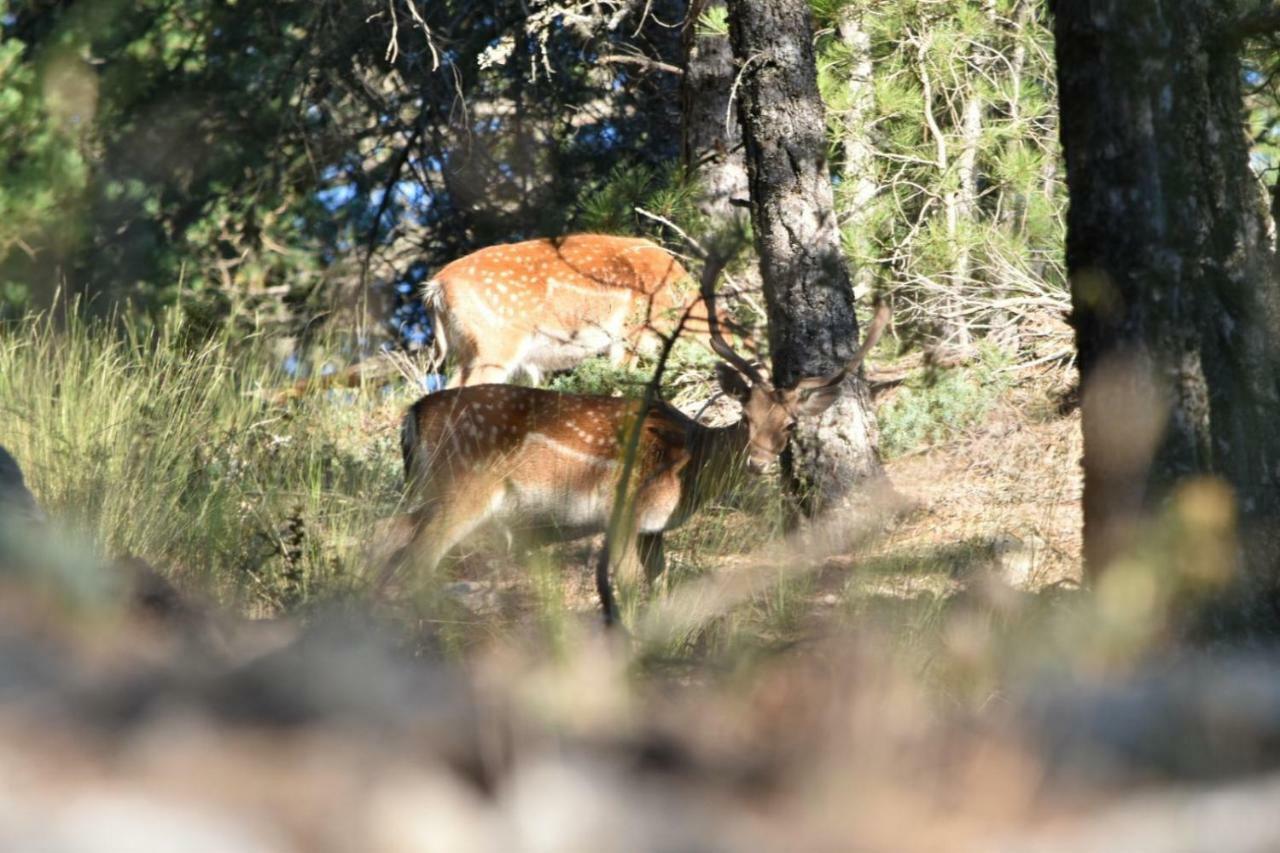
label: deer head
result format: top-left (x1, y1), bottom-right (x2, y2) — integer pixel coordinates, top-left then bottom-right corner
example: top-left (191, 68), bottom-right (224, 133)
top-left (699, 252), bottom-right (890, 475)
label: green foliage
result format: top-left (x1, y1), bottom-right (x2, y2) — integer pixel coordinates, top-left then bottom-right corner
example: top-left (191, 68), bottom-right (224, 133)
top-left (547, 337), bottom-right (718, 403)
top-left (813, 0), bottom-right (1067, 342)
top-left (696, 4), bottom-right (730, 38)
top-left (548, 355), bottom-right (651, 397)
top-left (0, 33), bottom-right (91, 309)
top-left (877, 347), bottom-right (1012, 457)
top-left (575, 161), bottom-right (707, 242)
top-left (0, 0), bottom-right (687, 341)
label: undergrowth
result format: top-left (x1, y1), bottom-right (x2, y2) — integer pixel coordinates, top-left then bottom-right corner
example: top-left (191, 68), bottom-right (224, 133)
top-left (0, 305), bottom-right (1097, 694)
top-left (0, 307), bottom-right (413, 613)
top-left (877, 346), bottom-right (1013, 457)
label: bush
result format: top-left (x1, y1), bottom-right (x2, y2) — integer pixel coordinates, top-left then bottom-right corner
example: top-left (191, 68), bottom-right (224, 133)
top-left (877, 347), bottom-right (1011, 457)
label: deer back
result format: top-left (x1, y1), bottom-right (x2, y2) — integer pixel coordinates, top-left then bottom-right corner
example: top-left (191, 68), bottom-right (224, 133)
top-left (402, 385), bottom-right (695, 534)
top-left (434, 235), bottom-right (688, 329)
top-left (424, 235), bottom-right (736, 386)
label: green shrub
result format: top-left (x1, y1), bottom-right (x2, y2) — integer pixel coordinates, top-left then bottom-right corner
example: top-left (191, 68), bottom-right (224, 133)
top-left (877, 347), bottom-right (1011, 457)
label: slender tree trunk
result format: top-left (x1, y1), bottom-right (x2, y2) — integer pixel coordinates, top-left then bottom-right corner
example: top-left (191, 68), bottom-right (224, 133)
top-left (835, 5), bottom-right (878, 298)
top-left (681, 0), bottom-right (763, 321)
top-left (952, 84), bottom-right (982, 345)
top-left (994, 0), bottom-right (1034, 347)
top-left (918, 42), bottom-right (973, 349)
top-left (1056, 0), bottom-right (1280, 626)
top-left (726, 0), bottom-right (882, 513)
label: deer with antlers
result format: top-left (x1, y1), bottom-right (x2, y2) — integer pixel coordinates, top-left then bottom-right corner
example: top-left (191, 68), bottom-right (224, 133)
top-left (425, 233), bottom-right (749, 387)
top-left (393, 252), bottom-right (889, 624)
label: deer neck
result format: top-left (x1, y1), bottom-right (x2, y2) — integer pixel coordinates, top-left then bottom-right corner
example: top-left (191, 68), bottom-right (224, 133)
top-left (684, 419), bottom-right (751, 509)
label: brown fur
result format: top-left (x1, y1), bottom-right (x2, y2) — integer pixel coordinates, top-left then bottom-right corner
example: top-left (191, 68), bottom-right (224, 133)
top-left (390, 300), bottom-right (891, 623)
top-left (427, 234), bottom-right (743, 387)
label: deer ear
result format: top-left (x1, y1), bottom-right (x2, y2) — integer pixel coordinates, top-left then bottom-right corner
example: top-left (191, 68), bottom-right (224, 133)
top-left (715, 362), bottom-right (752, 402)
top-left (794, 370), bottom-right (845, 416)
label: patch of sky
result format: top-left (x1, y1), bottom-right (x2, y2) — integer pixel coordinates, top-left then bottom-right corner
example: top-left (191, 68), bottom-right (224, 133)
top-left (317, 183), bottom-right (357, 211)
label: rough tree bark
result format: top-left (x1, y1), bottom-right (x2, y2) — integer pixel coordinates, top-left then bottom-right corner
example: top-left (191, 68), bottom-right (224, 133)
top-left (681, 0), bottom-right (750, 230)
top-left (726, 0), bottom-right (882, 513)
top-left (1056, 0), bottom-right (1280, 625)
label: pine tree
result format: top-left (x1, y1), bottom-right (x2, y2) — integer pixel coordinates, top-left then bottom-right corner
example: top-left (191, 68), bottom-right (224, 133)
top-left (727, 0), bottom-right (882, 512)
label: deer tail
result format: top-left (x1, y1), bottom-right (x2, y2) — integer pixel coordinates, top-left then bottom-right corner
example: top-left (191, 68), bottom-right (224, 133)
top-left (422, 278), bottom-right (450, 365)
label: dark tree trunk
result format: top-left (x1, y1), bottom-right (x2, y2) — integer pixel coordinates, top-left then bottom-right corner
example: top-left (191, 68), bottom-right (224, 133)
top-left (681, 0), bottom-right (750, 230)
top-left (1056, 0), bottom-right (1280, 625)
top-left (726, 0), bottom-right (882, 513)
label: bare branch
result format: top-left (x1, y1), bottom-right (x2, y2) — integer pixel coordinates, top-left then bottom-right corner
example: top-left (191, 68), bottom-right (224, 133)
top-left (385, 0), bottom-right (441, 70)
top-left (596, 53), bottom-right (684, 76)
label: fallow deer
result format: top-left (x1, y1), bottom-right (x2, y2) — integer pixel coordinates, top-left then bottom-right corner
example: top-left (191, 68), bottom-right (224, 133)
top-left (395, 289), bottom-right (890, 624)
top-left (424, 233), bottom-right (747, 387)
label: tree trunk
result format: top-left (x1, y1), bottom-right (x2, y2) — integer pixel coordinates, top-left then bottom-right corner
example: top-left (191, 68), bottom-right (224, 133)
top-left (726, 0), bottom-right (882, 513)
top-left (1056, 0), bottom-right (1280, 625)
top-left (918, 40), bottom-right (974, 349)
top-left (681, 0), bottom-right (763, 325)
top-left (952, 82), bottom-right (983, 348)
top-left (835, 5), bottom-right (878, 299)
top-left (681, 0), bottom-right (750, 230)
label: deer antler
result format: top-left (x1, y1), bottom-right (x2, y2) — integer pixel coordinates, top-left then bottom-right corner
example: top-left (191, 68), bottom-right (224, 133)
top-left (699, 248), bottom-right (765, 386)
top-left (795, 299), bottom-right (892, 391)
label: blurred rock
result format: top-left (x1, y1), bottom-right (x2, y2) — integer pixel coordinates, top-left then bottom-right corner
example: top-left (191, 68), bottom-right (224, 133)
top-left (1026, 653), bottom-right (1280, 782)
top-left (0, 445), bottom-right (44, 526)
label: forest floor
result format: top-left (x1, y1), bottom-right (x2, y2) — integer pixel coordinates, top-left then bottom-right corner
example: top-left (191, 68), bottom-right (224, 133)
top-left (860, 364), bottom-right (1082, 595)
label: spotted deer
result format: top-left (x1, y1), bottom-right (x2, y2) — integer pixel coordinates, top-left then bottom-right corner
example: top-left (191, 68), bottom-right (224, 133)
top-left (424, 233), bottom-right (748, 387)
top-left (395, 287), bottom-right (890, 624)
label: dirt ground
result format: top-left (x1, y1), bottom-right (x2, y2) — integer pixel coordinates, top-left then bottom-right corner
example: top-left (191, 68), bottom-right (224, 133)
top-left (862, 364), bottom-right (1082, 595)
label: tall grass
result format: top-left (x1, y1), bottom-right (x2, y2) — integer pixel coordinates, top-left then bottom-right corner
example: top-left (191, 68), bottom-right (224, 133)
top-left (0, 308), bottom-right (411, 612)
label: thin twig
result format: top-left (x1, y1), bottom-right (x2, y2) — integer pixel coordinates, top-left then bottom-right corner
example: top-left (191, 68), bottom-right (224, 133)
top-left (726, 51), bottom-right (768, 138)
top-left (634, 207), bottom-right (709, 259)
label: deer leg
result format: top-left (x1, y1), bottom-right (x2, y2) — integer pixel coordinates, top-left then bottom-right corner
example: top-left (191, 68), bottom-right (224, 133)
top-left (607, 341), bottom-right (626, 365)
top-left (445, 368), bottom-right (471, 389)
top-left (370, 509), bottom-right (429, 597)
top-left (398, 488), bottom-right (501, 585)
top-left (637, 533), bottom-right (666, 587)
top-left (443, 335), bottom-right (478, 389)
top-left (466, 363), bottom-right (514, 385)
top-left (598, 525), bottom-right (646, 627)
top-left (461, 336), bottom-right (529, 386)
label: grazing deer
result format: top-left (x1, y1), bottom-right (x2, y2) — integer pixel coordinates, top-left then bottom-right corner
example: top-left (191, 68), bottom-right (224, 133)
top-left (394, 292), bottom-right (890, 624)
top-left (424, 233), bottom-right (747, 387)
